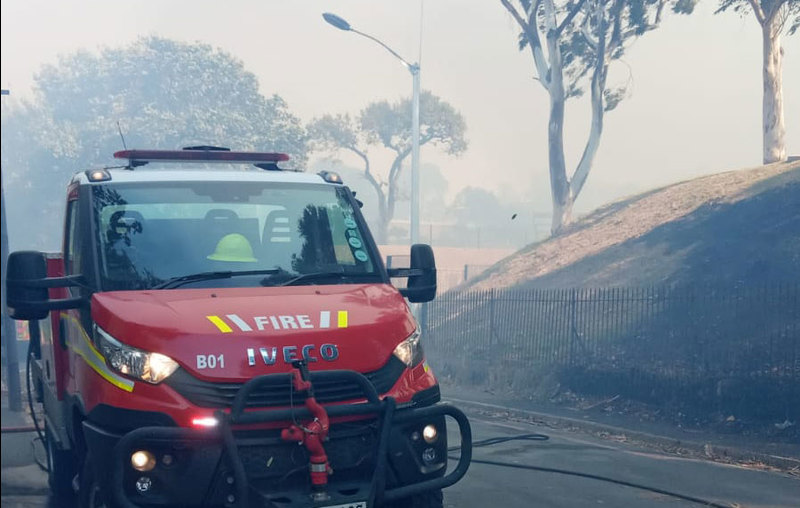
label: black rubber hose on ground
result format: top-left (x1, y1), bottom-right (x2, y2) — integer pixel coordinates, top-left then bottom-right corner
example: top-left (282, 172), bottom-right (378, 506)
top-left (449, 433), bottom-right (734, 508)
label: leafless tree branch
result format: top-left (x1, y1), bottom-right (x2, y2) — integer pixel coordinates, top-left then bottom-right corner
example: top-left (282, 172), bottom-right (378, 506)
top-left (747, 0), bottom-right (767, 24)
top-left (557, 0), bottom-right (589, 35)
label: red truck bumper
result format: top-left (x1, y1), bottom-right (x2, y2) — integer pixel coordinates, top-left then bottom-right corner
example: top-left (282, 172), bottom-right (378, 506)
top-left (83, 370), bottom-right (472, 508)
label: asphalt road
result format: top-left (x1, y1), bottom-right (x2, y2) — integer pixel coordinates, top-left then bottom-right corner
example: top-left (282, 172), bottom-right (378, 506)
top-left (2, 414), bottom-right (799, 507)
top-left (446, 416), bottom-right (800, 508)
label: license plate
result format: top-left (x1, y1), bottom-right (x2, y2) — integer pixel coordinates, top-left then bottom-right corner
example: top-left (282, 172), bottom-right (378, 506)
top-left (321, 502), bottom-right (367, 508)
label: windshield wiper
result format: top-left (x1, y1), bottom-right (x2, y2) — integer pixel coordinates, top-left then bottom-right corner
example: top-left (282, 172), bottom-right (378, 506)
top-left (151, 269), bottom-right (281, 290)
top-left (276, 271), bottom-right (379, 287)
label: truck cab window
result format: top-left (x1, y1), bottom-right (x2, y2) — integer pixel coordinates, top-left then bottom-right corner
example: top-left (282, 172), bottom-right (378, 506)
top-left (91, 182), bottom-right (380, 291)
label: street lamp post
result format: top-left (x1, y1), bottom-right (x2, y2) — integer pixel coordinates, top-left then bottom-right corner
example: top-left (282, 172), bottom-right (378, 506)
top-left (410, 65), bottom-right (420, 245)
top-left (322, 13), bottom-right (421, 245)
top-left (1, 88), bottom-right (22, 412)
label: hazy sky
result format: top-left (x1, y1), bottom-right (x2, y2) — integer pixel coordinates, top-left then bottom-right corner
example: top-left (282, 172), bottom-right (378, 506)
top-left (2, 0), bottom-right (798, 216)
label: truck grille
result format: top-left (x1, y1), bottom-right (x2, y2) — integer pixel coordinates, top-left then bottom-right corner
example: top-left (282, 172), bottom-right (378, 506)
top-left (237, 423), bottom-right (378, 480)
top-left (166, 357), bottom-right (407, 409)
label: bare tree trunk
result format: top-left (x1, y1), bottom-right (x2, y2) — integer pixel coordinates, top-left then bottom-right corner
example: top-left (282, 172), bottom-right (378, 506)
top-left (544, 0), bottom-right (571, 235)
top-left (551, 193), bottom-right (574, 235)
top-left (571, 2), bottom-right (608, 201)
top-left (383, 173), bottom-right (400, 244)
top-left (372, 198), bottom-right (389, 244)
top-left (761, 17), bottom-right (786, 163)
top-left (381, 150), bottom-right (411, 244)
top-left (350, 148), bottom-right (391, 243)
top-left (363, 170), bottom-right (389, 243)
top-left (374, 215), bottom-right (388, 245)
top-left (548, 90), bottom-right (572, 235)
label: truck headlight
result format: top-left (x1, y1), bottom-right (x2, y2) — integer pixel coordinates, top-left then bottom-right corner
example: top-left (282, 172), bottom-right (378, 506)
top-left (94, 326), bottom-right (179, 384)
top-left (392, 328), bottom-right (424, 368)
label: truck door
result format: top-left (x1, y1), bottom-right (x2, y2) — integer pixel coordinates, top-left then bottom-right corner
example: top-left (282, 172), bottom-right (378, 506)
top-left (61, 193), bottom-right (92, 396)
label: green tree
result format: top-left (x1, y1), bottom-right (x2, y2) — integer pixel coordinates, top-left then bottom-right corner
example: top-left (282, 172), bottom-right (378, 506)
top-left (500, 0), bottom-right (679, 234)
top-left (715, 0), bottom-right (799, 163)
top-left (308, 91), bottom-right (467, 243)
top-left (1, 36), bottom-right (307, 250)
top-left (1, 104), bottom-right (68, 249)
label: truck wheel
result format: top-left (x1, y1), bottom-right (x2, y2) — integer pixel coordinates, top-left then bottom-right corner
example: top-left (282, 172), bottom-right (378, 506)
top-left (78, 454), bottom-right (108, 508)
top-left (45, 425), bottom-right (77, 504)
top-left (385, 489), bottom-right (444, 508)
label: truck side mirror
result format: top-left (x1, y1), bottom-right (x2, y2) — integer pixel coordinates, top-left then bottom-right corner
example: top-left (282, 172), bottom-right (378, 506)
top-left (6, 251), bottom-right (85, 320)
top-left (388, 244), bottom-right (437, 303)
top-left (6, 251), bottom-right (50, 320)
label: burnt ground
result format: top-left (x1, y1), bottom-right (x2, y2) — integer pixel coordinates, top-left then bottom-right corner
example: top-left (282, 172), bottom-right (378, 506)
top-left (466, 161), bottom-right (800, 290)
top-left (515, 175), bottom-right (800, 288)
top-left (440, 161), bottom-right (800, 447)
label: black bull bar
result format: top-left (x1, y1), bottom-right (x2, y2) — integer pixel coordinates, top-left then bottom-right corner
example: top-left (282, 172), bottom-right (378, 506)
top-left (109, 369), bottom-right (472, 508)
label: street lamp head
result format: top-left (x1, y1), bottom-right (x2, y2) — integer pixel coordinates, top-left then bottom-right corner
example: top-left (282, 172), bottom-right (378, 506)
top-left (322, 13), bottom-right (351, 31)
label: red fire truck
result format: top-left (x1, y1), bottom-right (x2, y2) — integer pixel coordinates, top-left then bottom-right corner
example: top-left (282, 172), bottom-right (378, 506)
top-left (6, 147), bottom-right (471, 508)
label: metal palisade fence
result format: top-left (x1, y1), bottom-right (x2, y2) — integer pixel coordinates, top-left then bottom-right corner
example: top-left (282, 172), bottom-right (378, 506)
top-left (422, 284), bottom-right (800, 421)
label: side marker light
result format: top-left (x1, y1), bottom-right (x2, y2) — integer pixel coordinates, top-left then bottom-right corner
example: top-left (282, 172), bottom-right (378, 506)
top-left (191, 416), bottom-right (219, 428)
top-left (318, 170), bottom-right (343, 184)
top-left (86, 169), bottom-right (112, 182)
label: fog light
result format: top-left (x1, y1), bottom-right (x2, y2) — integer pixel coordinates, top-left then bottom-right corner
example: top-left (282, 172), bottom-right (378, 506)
top-left (422, 424), bottom-right (438, 444)
top-left (410, 431), bottom-right (421, 442)
top-left (131, 450), bottom-right (156, 472)
top-left (161, 454), bottom-right (174, 466)
top-left (422, 447), bottom-right (437, 464)
top-left (135, 476), bottom-right (152, 493)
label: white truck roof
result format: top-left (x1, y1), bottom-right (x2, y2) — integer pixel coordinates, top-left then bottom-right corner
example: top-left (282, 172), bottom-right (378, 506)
top-left (72, 148), bottom-right (341, 186)
top-left (73, 167), bottom-right (331, 186)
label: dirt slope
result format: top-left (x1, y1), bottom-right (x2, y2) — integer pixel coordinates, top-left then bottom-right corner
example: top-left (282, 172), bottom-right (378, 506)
top-left (466, 160), bottom-right (800, 290)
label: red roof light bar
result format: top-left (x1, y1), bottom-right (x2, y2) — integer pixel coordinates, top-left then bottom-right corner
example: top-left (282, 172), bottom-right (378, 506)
top-left (113, 150), bottom-right (290, 163)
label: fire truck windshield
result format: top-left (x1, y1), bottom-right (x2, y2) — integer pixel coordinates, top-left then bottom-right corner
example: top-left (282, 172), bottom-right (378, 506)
top-left (91, 181), bottom-right (381, 291)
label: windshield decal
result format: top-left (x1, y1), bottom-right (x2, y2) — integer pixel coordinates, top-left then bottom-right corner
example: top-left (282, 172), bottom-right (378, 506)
top-left (206, 310), bottom-right (349, 333)
top-left (341, 210), bottom-right (368, 265)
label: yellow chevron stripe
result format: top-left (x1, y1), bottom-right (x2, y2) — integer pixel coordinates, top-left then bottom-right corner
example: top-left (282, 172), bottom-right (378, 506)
top-left (206, 315), bottom-right (233, 333)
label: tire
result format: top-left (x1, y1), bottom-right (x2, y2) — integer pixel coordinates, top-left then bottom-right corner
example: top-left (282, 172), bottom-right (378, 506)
top-left (385, 489), bottom-right (444, 508)
top-left (45, 424), bottom-right (77, 505)
top-left (78, 453), bottom-right (108, 508)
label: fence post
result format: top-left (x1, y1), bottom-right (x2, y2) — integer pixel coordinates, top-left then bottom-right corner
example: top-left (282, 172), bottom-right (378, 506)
top-left (1, 182), bottom-right (22, 411)
top-left (489, 288), bottom-right (496, 345)
top-left (569, 288), bottom-right (577, 367)
top-left (423, 284), bottom-right (798, 422)
top-left (420, 302), bottom-right (429, 334)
